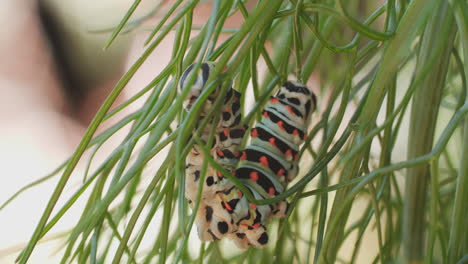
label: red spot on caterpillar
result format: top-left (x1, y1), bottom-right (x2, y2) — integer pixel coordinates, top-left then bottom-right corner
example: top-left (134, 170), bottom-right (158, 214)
top-left (223, 129), bottom-right (229, 137)
top-left (268, 187), bottom-right (275, 196)
top-left (250, 203), bottom-right (256, 209)
top-left (234, 151), bottom-right (240, 158)
top-left (277, 168), bottom-right (285, 177)
top-left (268, 137), bottom-right (276, 146)
top-left (277, 121), bottom-right (284, 130)
top-left (225, 107), bottom-right (231, 113)
top-left (238, 191), bottom-right (243, 197)
top-left (286, 105), bottom-right (294, 114)
top-left (251, 129), bottom-right (258, 138)
top-left (285, 149), bottom-right (292, 158)
top-left (250, 171), bottom-right (259, 181)
top-left (294, 153), bottom-right (299, 160)
top-left (259, 156), bottom-right (269, 166)
top-left (217, 171), bottom-right (223, 178)
top-left (252, 223), bottom-right (260, 229)
top-left (303, 133), bottom-right (307, 140)
top-left (263, 111), bottom-right (269, 118)
top-left (217, 150), bottom-right (224, 157)
top-left (222, 65), bottom-right (227, 72)
top-left (270, 98), bottom-right (279, 104)
top-left (240, 151), bottom-right (247, 160)
top-left (293, 129), bottom-right (299, 136)
top-left (224, 202), bottom-right (233, 211)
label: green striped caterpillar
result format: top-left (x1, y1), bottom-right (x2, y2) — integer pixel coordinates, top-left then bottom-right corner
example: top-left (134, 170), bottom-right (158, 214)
top-left (227, 81), bottom-right (317, 247)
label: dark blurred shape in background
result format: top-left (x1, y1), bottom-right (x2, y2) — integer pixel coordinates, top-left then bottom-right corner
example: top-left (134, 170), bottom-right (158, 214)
top-left (37, 0), bottom-right (133, 123)
top-left (0, 2), bottom-right (153, 262)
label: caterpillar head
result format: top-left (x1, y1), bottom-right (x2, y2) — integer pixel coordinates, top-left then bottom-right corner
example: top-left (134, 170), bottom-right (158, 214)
top-left (276, 81), bottom-right (317, 124)
top-left (228, 232), bottom-right (251, 249)
top-left (236, 224), bottom-right (269, 248)
top-left (195, 196), bottom-right (237, 241)
top-left (179, 62), bottom-right (218, 113)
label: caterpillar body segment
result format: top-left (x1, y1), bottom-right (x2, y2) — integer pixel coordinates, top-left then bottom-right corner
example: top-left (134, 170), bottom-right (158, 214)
top-left (179, 62), bottom-right (219, 114)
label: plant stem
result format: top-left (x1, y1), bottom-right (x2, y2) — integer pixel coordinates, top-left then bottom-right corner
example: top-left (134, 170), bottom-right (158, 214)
top-left (319, 0), bottom-right (439, 262)
top-left (447, 98), bottom-right (468, 264)
top-left (403, 2), bottom-right (456, 263)
top-left (448, 1), bottom-right (468, 261)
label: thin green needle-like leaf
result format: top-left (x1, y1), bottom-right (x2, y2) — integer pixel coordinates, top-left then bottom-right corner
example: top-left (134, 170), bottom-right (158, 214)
top-left (104, 0), bottom-right (142, 49)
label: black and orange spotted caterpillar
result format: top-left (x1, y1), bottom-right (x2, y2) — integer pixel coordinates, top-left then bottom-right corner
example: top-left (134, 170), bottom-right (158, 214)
top-left (226, 81), bottom-right (317, 247)
top-left (180, 62), bottom-right (317, 248)
top-left (180, 62), bottom-right (248, 241)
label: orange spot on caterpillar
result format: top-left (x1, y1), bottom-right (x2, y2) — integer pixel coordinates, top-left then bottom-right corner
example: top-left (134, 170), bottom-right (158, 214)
top-left (224, 202), bottom-right (233, 211)
top-left (252, 223), bottom-right (260, 229)
top-left (238, 191), bottom-right (243, 197)
top-left (217, 171), bottom-right (223, 178)
top-left (259, 156), bottom-right (269, 166)
top-left (250, 203), bottom-right (256, 209)
top-left (250, 171), bottom-right (259, 181)
top-left (268, 187), bottom-right (275, 196)
top-left (223, 129), bottom-right (229, 137)
top-left (285, 149), bottom-right (292, 157)
top-left (240, 151), bottom-right (247, 160)
top-left (277, 121), bottom-right (284, 130)
top-left (293, 129), bottom-right (299, 136)
top-left (277, 168), bottom-right (285, 177)
top-left (270, 98), bottom-right (279, 104)
top-left (263, 111), bottom-right (269, 118)
top-left (251, 129), bottom-right (258, 137)
top-left (286, 105), bottom-right (294, 114)
top-left (268, 137), bottom-right (276, 146)
top-left (217, 150), bottom-right (224, 157)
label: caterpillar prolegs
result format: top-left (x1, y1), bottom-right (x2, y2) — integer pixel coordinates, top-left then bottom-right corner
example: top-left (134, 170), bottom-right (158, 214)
top-left (180, 62), bottom-right (317, 248)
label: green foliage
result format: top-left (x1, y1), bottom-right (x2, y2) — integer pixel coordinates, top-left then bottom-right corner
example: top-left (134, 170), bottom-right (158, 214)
top-left (2, 0), bottom-right (467, 263)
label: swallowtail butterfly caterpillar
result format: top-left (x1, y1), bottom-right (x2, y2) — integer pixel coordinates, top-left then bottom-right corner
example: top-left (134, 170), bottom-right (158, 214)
top-left (226, 81), bottom-right (317, 248)
top-left (180, 63), bottom-right (317, 248)
top-left (180, 62), bottom-right (247, 241)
